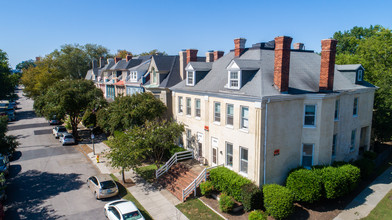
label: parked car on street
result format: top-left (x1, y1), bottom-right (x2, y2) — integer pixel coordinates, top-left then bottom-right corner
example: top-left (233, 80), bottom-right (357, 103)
top-left (52, 126), bottom-right (67, 138)
top-left (0, 155), bottom-right (9, 176)
top-left (104, 199), bottom-right (145, 220)
top-left (86, 174), bottom-right (118, 199)
top-left (49, 115), bottom-right (61, 125)
top-left (60, 133), bottom-right (75, 146)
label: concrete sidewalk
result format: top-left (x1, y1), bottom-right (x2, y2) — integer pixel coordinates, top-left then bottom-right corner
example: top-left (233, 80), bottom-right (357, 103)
top-left (334, 166), bottom-right (392, 220)
top-left (83, 142), bottom-right (188, 220)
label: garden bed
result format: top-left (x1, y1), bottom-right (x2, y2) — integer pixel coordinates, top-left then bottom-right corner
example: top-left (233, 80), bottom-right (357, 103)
top-left (199, 196), bottom-right (249, 220)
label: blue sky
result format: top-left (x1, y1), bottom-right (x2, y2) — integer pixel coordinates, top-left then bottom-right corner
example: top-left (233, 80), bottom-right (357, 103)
top-left (1, 0), bottom-right (391, 68)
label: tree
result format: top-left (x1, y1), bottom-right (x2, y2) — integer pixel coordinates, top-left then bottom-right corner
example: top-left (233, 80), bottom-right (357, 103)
top-left (34, 79), bottom-right (106, 138)
top-left (15, 59), bottom-right (36, 72)
top-left (143, 120), bottom-right (184, 166)
top-left (0, 49), bottom-right (18, 100)
top-left (97, 93), bottom-right (167, 134)
top-left (333, 25), bottom-right (392, 142)
top-left (107, 129), bottom-right (146, 183)
top-left (137, 49), bottom-right (167, 56)
top-left (116, 50), bottom-right (132, 58)
top-left (0, 116), bottom-right (19, 155)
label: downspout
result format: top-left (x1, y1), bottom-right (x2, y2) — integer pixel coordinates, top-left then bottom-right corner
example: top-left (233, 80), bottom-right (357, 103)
top-left (263, 98), bottom-right (271, 185)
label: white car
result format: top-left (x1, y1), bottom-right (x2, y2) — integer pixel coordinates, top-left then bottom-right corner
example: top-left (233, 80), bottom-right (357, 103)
top-left (60, 133), bottom-right (75, 145)
top-left (104, 199), bottom-right (145, 220)
top-left (52, 126), bottom-right (67, 138)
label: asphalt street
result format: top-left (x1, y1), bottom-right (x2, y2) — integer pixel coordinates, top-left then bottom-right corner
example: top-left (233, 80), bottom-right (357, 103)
top-left (4, 88), bottom-right (114, 220)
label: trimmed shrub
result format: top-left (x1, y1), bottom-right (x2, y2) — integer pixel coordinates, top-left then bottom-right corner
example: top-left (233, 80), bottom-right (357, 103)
top-left (286, 169), bottom-right (323, 203)
top-left (248, 210), bottom-right (267, 220)
top-left (353, 158), bottom-right (376, 179)
top-left (339, 164), bottom-right (360, 192)
top-left (287, 166), bottom-right (306, 176)
top-left (200, 181), bottom-right (214, 197)
top-left (263, 184), bottom-right (294, 219)
top-left (363, 151), bottom-right (377, 160)
top-left (240, 183), bottom-right (263, 212)
top-left (321, 165), bottom-right (360, 199)
top-left (209, 167), bottom-right (252, 202)
top-left (219, 193), bottom-right (235, 213)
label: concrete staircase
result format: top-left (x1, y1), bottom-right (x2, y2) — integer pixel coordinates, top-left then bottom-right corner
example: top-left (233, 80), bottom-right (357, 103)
top-left (158, 160), bottom-right (204, 201)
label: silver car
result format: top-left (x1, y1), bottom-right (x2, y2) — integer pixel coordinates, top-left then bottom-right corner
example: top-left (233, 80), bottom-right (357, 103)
top-left (53, 126), bottom-right (67, 138)
top-left (87, 174), bottom-right (118, 199)
top-left (60, 133), bottom-right (75, 145)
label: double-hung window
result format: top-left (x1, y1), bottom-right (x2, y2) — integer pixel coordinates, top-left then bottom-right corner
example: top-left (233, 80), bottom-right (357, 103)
top-left (301, 144), bottom-right (314, 168)
top-left (186, 129), bottom-right (192, 148)
top-left (186, 71), bottom-right (195, 86)
top-left (130, 71), bottom-right (137, 82)
top-left (195, 99), bottom-right (201, 118)
top-left (226, 104), bottom-right (234, 126)
top-left (229, 71), bottom-right (240, 89)
top-left (353, 98), bottom-right (358, 116)
top-left (350, 129), bottom-right (356, 152)
top-left (214, 102), bottom-right (221, 122)
top-left (241, 106), bottom-right (249, 129)
top-left (178, 97), bottom-right (183, 113)
top-left (334, 100), bottom-right (340, 121)
top-left (240, 147), bottom-right (248, 174)
top-left (186, 98), bottom-right (191, 116)
top-left (304, 105), bottom-right (316, 127)
top-left (226, 142), bottom-right (233, 168)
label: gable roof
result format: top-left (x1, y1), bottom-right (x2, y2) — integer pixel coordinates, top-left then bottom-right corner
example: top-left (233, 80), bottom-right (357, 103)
top-left (186, 62), bottom-right (213, 71)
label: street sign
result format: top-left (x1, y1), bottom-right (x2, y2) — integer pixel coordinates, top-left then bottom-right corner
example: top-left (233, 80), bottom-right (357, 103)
top-left (91, 134), bottom-right (95, 139)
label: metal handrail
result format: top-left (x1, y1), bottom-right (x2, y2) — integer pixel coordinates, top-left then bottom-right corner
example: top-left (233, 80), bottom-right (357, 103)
top-left (155, 150), bottom-right (193, 179)
top-left (182, 164), bottom-right (224, 202)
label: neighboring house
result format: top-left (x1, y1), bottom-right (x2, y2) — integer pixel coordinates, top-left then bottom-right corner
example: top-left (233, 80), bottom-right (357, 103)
top-left (123, 59), bottom-right (151, 96)
top-left (171, 37), bottom-right (376, 186)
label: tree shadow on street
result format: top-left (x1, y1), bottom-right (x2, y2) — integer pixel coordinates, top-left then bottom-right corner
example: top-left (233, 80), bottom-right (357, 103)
top-left (5, 170), bottom-right (85, 219)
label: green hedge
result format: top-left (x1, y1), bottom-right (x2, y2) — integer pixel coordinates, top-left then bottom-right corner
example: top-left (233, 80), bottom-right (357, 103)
top-left (200, 181), bottom-right (214, 197)
top-left (353, 158), bottom-right (376, 179)
top-left (248, 210), bottom-right (267, 220)
top-left (286, 169), bottom-right (323, 203)
top-left (219, 193), bottom-right (235, 213)
top-left (240, 183), bottom-right (263, 212)
top-left (321, 165), bottom-right (360, 199)
top-left (209, 167), bottom-right (252, 202)
top-left (263, 184), bottom-right (294, 219)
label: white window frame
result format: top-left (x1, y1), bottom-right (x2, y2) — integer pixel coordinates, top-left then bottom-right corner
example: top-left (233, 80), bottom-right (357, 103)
top-left (240, 106), bottom-right (249, 130)
top-left (228, 70), bottom-right (241, 89)
top-left (226, 104), bottom-right (234, 126)
top-left (353, 98), bottom-right (358, 117)
top-left (178, 96), bottom-right (183, 114)
top-left (357, 69), bottom-right (363, 81)
top-left (334, 100), bottom-right (340, 121)
top-left (239, 146), bottom-right (248, 175)
top-left (350, 129), bottom-right (356, 152)
top-left (214, 102), bottom-right (221, 123)
top-left (186, 71), bottom-right (195, 86)
top-left (195, 99), bottom-right (201, 118)
top-left (304, 104), bottom-right (316, 127)
top-left (226, 142), bottom-right (233, 168)
top-left (301, 143), bottom-right (314, 168)
top-left (186, 97), bottom-right (191, 116)
top-left (130, 71), bottom-right (137, 82)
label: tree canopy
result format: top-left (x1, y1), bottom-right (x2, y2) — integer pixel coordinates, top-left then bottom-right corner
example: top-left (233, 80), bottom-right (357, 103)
top-left (0, 49), bottom-right (18, 100)
top-left (97, 92), bottom-right (167, 134)
top-left (34, 79), bottom-right (106, 137)
top-left (16, 59), bottom-right (36, 72)
top-left (333, 25), bottom-right (392, 142)
top-left (0, 116), bottom-right (19, 155)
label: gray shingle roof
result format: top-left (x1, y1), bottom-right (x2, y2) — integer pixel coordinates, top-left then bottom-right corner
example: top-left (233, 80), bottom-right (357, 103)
top-left (187, 62), bottom-right (213, 71)
top-left (336, 64), bottom-right (362, 71)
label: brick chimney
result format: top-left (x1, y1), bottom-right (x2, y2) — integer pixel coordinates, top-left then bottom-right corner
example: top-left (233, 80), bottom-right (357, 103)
top-left (274, 36), bottom-right (293, 92)
top-left (206, 50), bottom-right (214, 62)
top-left (293, 43), bottom-right (304, 50)
top-left (319, 39), bottom-right (337, 91)
top-left (99, 57), bottom-right (107, 68)
top-left (213, 51), bottom-right (224, 61)
top-left (179, 50), bottom-right (187, 80)
top-left (114, 57), bottom-right (122, 64)
top-left (186, 49), bottom-right (198, 64)
top-left (126, 54), bottom-right (132, 62)
top-left (234, 38), bottom-right (246, 57)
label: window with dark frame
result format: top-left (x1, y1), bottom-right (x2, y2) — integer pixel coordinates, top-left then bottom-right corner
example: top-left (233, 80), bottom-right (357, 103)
top-left (304, 105), bottom-right (316, 126)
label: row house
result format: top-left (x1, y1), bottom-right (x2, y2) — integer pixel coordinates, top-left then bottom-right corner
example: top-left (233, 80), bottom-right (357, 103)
top-left (170, 37), bottom-right (376, 186)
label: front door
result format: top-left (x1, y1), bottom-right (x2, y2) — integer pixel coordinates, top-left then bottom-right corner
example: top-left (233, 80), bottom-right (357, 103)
top-left (211, 137), bottom-right (218, 165)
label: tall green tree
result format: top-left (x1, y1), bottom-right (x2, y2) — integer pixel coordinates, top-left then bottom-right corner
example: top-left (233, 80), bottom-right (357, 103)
top-left (15, 59), bottom-right (36, 72)
top-left (34, 79), bottom-right (106, 137)
top-left (0, 49), bottom-right (18, 100)
top-left (0, 116), bottom-right (19, 155)
top-left (333, 25), bottom-right (392, 142)
top-left (97, 93), bottom-right (167, 134)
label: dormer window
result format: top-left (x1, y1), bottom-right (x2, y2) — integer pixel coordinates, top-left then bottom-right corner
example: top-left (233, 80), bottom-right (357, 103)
top-left (228, 70), bottom-right (241, 89)
top-left (186, 71), bottom-right (195, 86)
top-left (130, 71), bottom-right (137, 82)
top-left (357, 69), bottom-right (363, 81)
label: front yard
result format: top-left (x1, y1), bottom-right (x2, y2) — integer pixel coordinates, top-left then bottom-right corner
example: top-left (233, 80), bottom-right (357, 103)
top-left (176, 198), bottom-right (224, 220)
top-left (363, 189), bottom-right (392, 220)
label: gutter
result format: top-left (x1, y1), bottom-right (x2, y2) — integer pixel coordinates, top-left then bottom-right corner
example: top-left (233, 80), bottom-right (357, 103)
top-left (263, 98), bottom-right (271, 185)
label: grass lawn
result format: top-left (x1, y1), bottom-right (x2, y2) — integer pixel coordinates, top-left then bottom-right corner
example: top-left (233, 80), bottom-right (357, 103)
top-left (110, 174), bottom-right (153, 220)
top-left (176, 198), bottom-right (224, 220)
top-left (135, 164), bottom-right (158, 183)
top-left (363, 189), bottom-right (392, 220)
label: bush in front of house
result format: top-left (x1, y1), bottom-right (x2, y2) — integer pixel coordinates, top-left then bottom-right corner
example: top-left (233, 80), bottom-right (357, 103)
top-left (263, 184), bottom-right (294, 219)
top-left (353, 158), bottom-right (376, 179)
top-left (339, 164), bottom-right (360, 192)
top-left (209, 167), bottom-right (252, 202)
top-left (240, 183), bottom-right (263, 212)
top-left (286, 169), bottom-right (323, 203)
top-left (321, 164), bottom-right (360, 199)
top-left (331, 160), bottom-right (349, 167)
top-left (219, 193), bottom-right (235, 213)
top-left (248, 210), bottom-right (267, 220)
top-left (200, 181), bottom-right (214, 197)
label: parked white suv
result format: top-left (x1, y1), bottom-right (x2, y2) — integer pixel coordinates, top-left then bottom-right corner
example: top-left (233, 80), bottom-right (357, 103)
top-left (52, 126), bottom-right (67, 138)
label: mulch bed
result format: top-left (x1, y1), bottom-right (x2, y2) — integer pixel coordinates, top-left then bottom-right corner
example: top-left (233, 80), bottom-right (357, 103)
top-left (199, 196), bottom-right (249, 220)
top-left (119, 179), bottom-right (135, 187)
